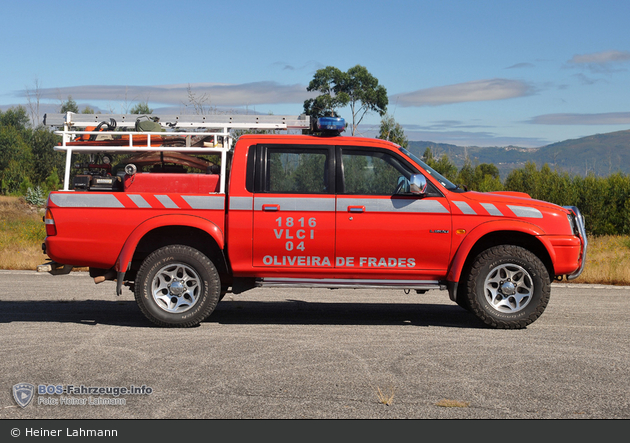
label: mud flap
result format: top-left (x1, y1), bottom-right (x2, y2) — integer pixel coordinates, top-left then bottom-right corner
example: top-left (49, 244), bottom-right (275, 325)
top-left (116, 271), bottom-right (125, 296)
top-left (447, 281), bottom-right (458, 302)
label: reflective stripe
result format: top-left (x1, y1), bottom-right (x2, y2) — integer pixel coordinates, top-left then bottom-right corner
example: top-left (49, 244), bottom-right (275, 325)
top-left (128, 194), bottom-right (151, 208)
top-left (50, 193), bottom-right (225, 210)
top-left (155, 195), bottom-right (178, 209)
top-left (454, 201), bottom-right (540, 218)
top-left (508, 205), bottom-right (543, 218)
top-left (50, 193), bottom-right (124, 208)
top-left (453, 201), bottom-right (476, 215)
top-left (182, 195), bottom-right (225, 210)
top-left (337, 198), bottom-right (449, 214)
top-left (48, 192), bottom-right (545, 221)
top-left (481, 203), bottom-right (503, 216)
top-left (254, 197), bottom-right (335, 212)
top-left (230, 196), bottom-right (253, 210)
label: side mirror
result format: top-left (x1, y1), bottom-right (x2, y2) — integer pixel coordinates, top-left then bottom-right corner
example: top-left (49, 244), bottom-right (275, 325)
top-left (409, 174), bottom-right (427, 195)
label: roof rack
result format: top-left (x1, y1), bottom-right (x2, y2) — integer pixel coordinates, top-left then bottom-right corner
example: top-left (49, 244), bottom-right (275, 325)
top-left (43, 112), bottom-right (311, 130)
top-left (44, 112), bottom-right (312, 193)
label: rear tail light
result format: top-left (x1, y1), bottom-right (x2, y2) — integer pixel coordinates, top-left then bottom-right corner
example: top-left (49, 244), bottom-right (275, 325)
top-left (44, 209), bottom-right (57, 236)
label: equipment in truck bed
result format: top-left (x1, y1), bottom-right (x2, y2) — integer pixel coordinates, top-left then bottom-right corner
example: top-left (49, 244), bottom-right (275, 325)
top-left (44, 112), bottom-right (312, 194)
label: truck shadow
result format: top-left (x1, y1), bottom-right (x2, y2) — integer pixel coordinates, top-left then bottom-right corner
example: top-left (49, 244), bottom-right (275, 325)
top-left (211, 299), bottom-right (484, 328)
top-left (0, 300), bottom-right (144, 327)
top-left (0, 299), bottom-right (485, 329)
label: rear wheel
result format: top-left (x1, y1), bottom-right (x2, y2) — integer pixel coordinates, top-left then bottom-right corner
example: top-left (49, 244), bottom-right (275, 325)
top-left (465, 245), bottom-right (550, 329)
top-left (135, 245), bottom-right (220, 327)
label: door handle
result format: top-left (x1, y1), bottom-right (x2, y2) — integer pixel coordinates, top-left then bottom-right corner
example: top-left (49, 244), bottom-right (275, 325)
top-left (348, 206), bottom-right (365, 213)
top-left (262, 204), bottom-right (280, 212)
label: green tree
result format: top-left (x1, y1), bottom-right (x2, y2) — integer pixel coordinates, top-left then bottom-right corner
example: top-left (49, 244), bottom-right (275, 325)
top-left (473, 163), bottom-right (503, 192)
top-left (342, 154), bottom-right (369, 194)
top-left (304, 65), bottom-right (388, 135)
top-left (81, 106), bottom-right (95, 114)
top-left (267, 151), bottom-right (327, 193)
top-left (423, 147), bottom-right (458, 182)
top-left (30, 126), bottom-right (63, 186)
top-left (456, 159), bottom-right (475, 190)
top-left (1, 159), bottom-right (29, 194)
top-left (456, 161), bottom-right (503, 192)
top-left (502, 162), bottom-right (630, 235)
top-left (476, 173), bottom-right (504, 192)
top-left (130, 102), bottom-right (153, 114)
top-left (0, 106), bottom-right (30, 130)
top-left (372, 155), bottom-right (402, 194)
top-left (19, 175), bottom-right (34, 196)
top-left (477, 163), bottom-right (500, 180)
top-left (60, 96), bottom-right (79, 113)
top-left (504, 161), bottom-right (540, 198)
top-left (303, 66), bottom-right (348, 119)
top-left (0, 107), bottom-right (34, 194)
top-left (378, 114), bottom-right (408, 148)
top-left (344, 65), bottom-right (388, 136)
top-left (293, 153), bottom-right (327, 193)
top-left (0, 122), bottom-right (34, 194)
top-left (43, 168), bottom-right (62, 193)
top-left (0, 106), bottom-right (62, 195)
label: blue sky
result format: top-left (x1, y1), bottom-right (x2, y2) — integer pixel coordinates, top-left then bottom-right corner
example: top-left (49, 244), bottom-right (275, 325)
top-left (2, 0), bottom-right (630, 147)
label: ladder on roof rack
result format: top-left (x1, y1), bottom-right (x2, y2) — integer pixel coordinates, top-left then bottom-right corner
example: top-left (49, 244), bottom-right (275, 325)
top-left (43, 112), bottom-right (312, 130)
top-left (44, 112), bottom-right (312, 193)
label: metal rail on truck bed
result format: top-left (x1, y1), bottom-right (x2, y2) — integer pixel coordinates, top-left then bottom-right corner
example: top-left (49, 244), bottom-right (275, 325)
top-left (44, 112), bottom-right (312, 193)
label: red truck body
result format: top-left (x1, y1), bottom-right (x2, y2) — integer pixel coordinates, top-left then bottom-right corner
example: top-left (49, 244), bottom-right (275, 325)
top-left (40, 113), bottom-right (587, 329)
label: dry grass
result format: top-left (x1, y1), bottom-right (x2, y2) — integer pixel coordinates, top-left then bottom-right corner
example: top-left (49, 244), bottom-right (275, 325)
top-left (435, 399), bottom-right (470, 408)
top-left (373, 385), bottom-right (396, 406)
top-left (569, 235), bottom-right (630, 286)
top-left (1, 196), bottom-right (630, 286)
top-left (0, 196), bottom-right (48, 270)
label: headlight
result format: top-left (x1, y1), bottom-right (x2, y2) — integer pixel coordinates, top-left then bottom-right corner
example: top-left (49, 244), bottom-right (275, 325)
top-left (564, 206), bottom-right (584, 237)
top-left (566, 213), bottom-right (578, 236)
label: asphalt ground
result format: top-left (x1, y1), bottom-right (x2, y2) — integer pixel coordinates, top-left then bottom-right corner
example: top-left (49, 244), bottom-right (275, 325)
top-left (0, 270), bottom-right (628, 420)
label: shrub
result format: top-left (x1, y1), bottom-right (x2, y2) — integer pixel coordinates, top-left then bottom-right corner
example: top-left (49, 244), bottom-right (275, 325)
top-left (25, 186), bottom-right (46, 207)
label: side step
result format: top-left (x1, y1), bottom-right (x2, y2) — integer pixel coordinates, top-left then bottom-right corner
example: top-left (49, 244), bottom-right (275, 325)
top-left (258, 277), bottom-right (445, 291)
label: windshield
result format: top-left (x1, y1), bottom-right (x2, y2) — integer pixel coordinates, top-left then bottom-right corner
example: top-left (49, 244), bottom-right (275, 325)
top-left (399, 147), bottom-right (460, 191)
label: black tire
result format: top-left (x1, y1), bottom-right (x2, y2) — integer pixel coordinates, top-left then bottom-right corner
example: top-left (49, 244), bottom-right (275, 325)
top-left (465, 245), bottom-right (550, 329)
top-left (135, 245), bottom-right (220, 327)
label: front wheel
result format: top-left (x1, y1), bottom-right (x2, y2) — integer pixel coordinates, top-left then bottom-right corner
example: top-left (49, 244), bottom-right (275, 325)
top-left (135, 245), bottom-right (220, 327)
top-left (465, 245), bottom-right (550, 329)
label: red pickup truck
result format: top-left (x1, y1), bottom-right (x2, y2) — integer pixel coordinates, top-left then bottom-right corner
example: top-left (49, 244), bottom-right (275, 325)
top-left (39, 113), bottom-right (587, 329)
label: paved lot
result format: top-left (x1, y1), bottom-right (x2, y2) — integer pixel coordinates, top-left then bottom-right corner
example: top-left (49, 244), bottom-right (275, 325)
top-left (0, 270), bottom-right (628, 419)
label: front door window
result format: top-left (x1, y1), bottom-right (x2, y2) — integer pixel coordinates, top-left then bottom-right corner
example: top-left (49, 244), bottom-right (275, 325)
top-left (336, 147), bottom-right (452, 274)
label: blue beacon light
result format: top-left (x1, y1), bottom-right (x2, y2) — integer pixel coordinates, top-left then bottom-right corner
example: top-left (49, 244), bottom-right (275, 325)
top-left (316, 117), bottom-right (345, 134)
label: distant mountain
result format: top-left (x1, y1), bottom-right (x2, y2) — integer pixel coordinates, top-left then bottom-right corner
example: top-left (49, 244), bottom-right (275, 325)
top-left (408, 129), bottom-right (630, 178)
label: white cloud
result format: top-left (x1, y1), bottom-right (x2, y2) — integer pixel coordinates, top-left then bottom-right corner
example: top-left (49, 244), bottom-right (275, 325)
top-left (272, 60), bottom-right (324, 73)
top-left (567, 50), bottom-right (630, 73)
top-left (17, 82), bottom-right (316, 107)
top-left (529, 112), bottom-right (630, 125)
top-left (506, 62), bottom-right (535, 69)
top-left (391, 79), bottom-right (534, 107)
top-left (569, 50), bottom-right (630, 65)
